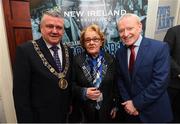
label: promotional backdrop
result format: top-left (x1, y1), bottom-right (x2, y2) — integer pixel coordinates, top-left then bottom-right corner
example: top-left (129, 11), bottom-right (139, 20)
top-left (30, 0), bottom-right (148, 55)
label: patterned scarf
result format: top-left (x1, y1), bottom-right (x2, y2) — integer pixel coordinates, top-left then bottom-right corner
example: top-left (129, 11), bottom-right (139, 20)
top-left (81, 50), bottom-right (108, 110)
top-left (87, 51), bottom-right (104, 88)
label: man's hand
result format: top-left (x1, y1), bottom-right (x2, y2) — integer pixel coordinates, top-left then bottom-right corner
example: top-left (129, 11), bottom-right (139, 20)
top-left (122, 100), bottom-right (139, 116)
top-left (86, 87), bottom-right (101, 100)
top-left (110, 107), bottom-right (117, 119)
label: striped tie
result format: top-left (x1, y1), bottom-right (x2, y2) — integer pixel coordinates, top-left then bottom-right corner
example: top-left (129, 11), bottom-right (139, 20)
top-left (50, 45), bottom-right (62, 72)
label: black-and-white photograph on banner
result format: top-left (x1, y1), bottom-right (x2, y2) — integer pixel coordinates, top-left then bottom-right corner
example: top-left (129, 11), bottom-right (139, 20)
top-left (30, 0), bottom-right (148, 55)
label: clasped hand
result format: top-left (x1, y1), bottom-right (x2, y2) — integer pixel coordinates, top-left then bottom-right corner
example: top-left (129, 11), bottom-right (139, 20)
top-left (86, 87), bottom-right (101, 100)
top-left (122, 100), bottom-right (139, 116)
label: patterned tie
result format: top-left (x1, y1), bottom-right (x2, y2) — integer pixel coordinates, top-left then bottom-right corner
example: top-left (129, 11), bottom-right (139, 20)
top-left (129, 45), bottom-right (135, 74)
top-left (50, 45), bottom-right (62, 72)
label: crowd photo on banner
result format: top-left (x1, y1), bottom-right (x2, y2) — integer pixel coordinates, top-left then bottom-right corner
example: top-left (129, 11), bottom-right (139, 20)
top-left (30, 0), bottom-right (148, 56)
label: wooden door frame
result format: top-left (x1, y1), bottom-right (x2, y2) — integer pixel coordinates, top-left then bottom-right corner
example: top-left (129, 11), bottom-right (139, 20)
top-left (2, 0), bottom-right (32, 64)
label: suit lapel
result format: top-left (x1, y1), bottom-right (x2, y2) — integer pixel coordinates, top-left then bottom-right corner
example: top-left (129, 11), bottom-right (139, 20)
top-left (132, 38), bottom-right (149, 79)
top-left (61, 43), bottom-right (66, 71)
top-left (101, 52), bottom-right (111, 83)
top-left (77, 53), bottom-right (93, 83)
top-left (36, 38), bottom-right (59, 72)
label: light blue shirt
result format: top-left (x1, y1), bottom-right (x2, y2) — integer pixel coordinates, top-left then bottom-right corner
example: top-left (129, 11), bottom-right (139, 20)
top-left (127, 35), bottom-right (142, 67)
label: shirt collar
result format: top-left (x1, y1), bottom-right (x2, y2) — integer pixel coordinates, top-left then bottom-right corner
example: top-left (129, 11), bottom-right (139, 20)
top-left (134, 35), bottom-right (142, 47)
top-left (43, 38), bottom-right (61, 49)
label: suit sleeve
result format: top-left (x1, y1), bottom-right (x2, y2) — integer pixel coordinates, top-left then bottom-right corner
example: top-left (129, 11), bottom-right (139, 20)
top-left (164, 28), bottom-right (180, 77)
top-left (133, 43), bottom-right (170, 111)
top-left (71, 55), bottom-right (85, 100)
top-left (13, 45), bottom-right (33, 122)
top-left (115, 51), bottom-right (130, 101)
top-left (110, 56), bottom-right (121, 109)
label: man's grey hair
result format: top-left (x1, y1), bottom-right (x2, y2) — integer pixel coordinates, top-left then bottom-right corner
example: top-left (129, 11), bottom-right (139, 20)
top-left (40, 9), bottom-right (64, 24)
top-left (118, 13), bottom-right (141, 24)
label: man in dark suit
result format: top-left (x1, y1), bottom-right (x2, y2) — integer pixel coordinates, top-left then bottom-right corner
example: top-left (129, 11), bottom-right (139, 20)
top-left (13, 9), bottom-right (73, 122)
top-left (164, 25), bottom-right (180, 122)
top-left (115, 13), bottom-right (173, 122)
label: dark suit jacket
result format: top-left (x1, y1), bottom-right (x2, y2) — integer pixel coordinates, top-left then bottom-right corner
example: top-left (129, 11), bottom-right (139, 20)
top-left (13, 38), bottom-right (73, 122)
top-left (72, 51), bottom-right (119, 122)
top-left (164, 25), bottom-right (180, 89)
top-left (116, 37), bottom-right (173, 122)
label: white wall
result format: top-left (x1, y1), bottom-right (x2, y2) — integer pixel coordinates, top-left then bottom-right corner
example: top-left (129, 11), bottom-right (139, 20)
top-left (145, 0), bottom-right (180, 40)
top-left (145, 0), bottom-right (159, 38)
top-left (0, 97), bottom-right (5, 122)
top-left (177, 1), bottom-right (180, 24)
top-left (154, 0), bottom-right (180, 41)
top-left (0, 0), bottom-right (17, 122)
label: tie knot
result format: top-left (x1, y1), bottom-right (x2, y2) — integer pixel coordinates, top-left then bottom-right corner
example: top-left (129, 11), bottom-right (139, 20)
top-left (51, 45), bottom-right (59, 52)
top-left (129, 45), bottom-right (136, 50)
top-left (129, 45), bottom-right (135, 48)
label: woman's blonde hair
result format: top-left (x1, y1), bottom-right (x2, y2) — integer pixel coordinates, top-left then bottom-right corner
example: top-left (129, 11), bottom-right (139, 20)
top-left (80, 24), bottom-right (105, 48)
